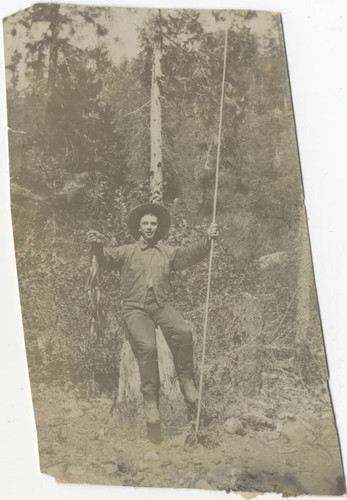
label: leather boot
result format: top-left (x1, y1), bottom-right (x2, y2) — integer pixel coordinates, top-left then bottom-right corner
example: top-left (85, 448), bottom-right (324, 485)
top-left (175, 343), bottom-right (199, 418)
top-left (143, 398), bottom-right (160, 424)
top-left (138, 359), bottom-right (162, 442)
top-left (146, 422), bottom-right (163, 444)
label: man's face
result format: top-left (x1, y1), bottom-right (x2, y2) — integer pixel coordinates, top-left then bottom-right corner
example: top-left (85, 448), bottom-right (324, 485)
top-left (139, 213), bottom-right (159, 243)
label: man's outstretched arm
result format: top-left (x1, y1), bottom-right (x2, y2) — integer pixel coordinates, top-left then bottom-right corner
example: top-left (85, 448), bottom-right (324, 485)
top-left (169, 222), bottom-right (219, 271)
top-left (86, 230), bottom-right (127, 271)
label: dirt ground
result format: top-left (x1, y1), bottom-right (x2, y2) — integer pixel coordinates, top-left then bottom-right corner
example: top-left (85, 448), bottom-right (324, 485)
top-left (32, 382), bottom-right (345, 495)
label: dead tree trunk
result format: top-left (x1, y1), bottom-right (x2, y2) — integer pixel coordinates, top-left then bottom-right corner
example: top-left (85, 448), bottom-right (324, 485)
top-left (46, 4), bottom-right (60, 123)
top-left (149, 11), bottom-right (163, 204)
top-left (116, 11), bottom-right (180, 416)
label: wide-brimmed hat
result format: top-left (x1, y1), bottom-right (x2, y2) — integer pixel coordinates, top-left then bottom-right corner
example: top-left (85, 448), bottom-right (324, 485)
top-left (126, 203), bottom-right (171, 240)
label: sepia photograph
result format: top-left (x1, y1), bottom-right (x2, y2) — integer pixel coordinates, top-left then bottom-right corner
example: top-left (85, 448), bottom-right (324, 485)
top-left (1, 1), bottom-right (346, 498)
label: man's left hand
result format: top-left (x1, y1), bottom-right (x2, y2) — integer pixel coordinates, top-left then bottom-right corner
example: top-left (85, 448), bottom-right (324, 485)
top-left (207, 222), bottom-right (219, 240)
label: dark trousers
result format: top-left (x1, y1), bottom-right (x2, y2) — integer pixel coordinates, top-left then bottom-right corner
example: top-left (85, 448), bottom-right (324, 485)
top-left (123, 289), bottom-right (197, 419)
top-left (123, 288), bottom-right (193, 362)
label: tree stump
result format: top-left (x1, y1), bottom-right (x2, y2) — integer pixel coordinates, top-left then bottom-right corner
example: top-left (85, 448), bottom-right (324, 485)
top-left (116, 325), bottom-right (181, 417)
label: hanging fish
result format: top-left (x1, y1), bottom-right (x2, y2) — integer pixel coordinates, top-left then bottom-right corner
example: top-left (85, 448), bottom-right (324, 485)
top-left (85, 243), bottom-right (106, 342)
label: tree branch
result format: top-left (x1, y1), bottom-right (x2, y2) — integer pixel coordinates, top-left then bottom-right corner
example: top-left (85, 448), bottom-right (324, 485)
top-left (126, 100), bottom-right (151, 116)
top-left (8, 127), bottom-right (28, 134)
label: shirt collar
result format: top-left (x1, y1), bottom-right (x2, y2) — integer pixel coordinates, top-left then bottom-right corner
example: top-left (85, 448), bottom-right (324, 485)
top-left (138, 236), bottom-right (159, 251)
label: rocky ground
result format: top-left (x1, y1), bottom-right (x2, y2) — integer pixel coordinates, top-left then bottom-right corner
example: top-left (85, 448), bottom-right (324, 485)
top-left (32, 382), bottom-right (345, 495)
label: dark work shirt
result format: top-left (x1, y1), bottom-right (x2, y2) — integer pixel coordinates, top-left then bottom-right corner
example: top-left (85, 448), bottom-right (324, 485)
top-left (98, 237), bottom-right (211, 308)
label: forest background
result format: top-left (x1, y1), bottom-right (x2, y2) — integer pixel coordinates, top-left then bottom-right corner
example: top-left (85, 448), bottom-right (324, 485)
top-left (4, 3), bottom-right (327, 399)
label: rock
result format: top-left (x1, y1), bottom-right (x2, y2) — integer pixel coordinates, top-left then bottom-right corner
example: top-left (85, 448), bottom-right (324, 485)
top-left (229, 466), bottom-right (246, 490)
top-left (281, 421), bottom-right (309, 444)
top-left (195, 479), bottom-right (211, 490)
top-left (79, 401), bottom-right (92, 411)
top-left (144, 451), bottom-right (160, 461)
top-left (101, 459), bottom-right (116, 465)
top-left (257, 251), bottom-right (287, 270)
top-left (45, 462), bottom-right (69, 476)
top-left (218, 480), bottom-right (233, 491)
top-left (137, 460), bottom-right (150, 472)
top-left (192, 457), bottom-right (202, 465)
top-left (262, 464), bottom-right (277, 475)
top-left (135, 473), bottom-right (144, 483)
top-left (306, 414), bottom-right (320, 429)
top-left (63, 381), bottom-right (75, 392)
top-left (246, 461), bottom-right (262, 478)
top-left (278, 472), bottom-right (308, 495)
top-left (57, 427), bottom-right (68, 443)
top-left (230, 466), bottom-right (244, 479)
top-left (117, 459), bottom-right (129, 473)
top-left (102, 463), bottom-right (116, 475)
top-left (62, 399), bottom-right (78, 412)
top-left (248, 409), bottom-right (275, 429)
top-left (43, 446), bottom-right (54, 455)
top-left (278, 411), bottom-right (296, 421)
top-left (97, 396), bottom-right (112, 408)
top-left (283, 457), bottom-right (295, 467)
top-left (94, 428), bottom-right (105, 441)
top-left (267, 431), bottom-right (281, 441)
top-left (225, 455), bottom-right (234, 465)
top-left (305, 431), bottom-right (317, 444)
top-left (67, 409), bottom-right (84, 419)
top-left (160, 459), bottom-right (172, 467)
top-left (206, 472), bottom-right (215, 482)
top-left (225, 417), bottom-right (244, 435)
top-left (67, 464), bottom-right (85, 476)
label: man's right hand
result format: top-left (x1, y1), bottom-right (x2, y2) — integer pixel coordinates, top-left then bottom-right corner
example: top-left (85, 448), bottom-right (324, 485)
top-left (86, 230), bottom-right (105, 246)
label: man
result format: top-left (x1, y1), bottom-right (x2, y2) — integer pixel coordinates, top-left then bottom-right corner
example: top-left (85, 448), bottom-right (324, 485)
top-left (87, 203), bottom-right (218, 444)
